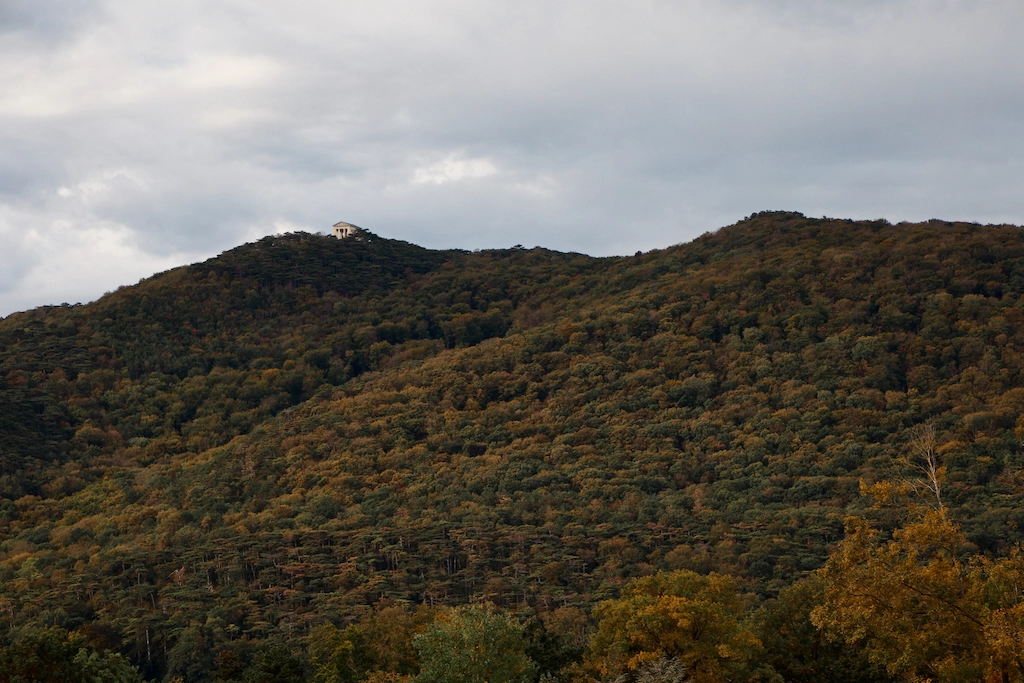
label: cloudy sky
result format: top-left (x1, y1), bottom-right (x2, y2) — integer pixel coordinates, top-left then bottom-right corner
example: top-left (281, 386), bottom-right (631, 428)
top-left (1, 0), bottom-right (1022, 316)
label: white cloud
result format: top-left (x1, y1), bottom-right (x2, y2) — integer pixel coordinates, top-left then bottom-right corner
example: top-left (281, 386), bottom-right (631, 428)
top-left (413, 155), bottom-right (499, 185)
top-left (0, 209), bottom-right (207, 315)
top-left (55, 168), bottom-right (150, 203)
top-left (176, 54), bottom-right (284, 91)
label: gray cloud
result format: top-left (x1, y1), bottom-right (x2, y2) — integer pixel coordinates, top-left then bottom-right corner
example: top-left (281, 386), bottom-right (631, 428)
top-left (1, 0), bottom-right (1022, 316)
top-left (0, 0), bottom-right (102, 43)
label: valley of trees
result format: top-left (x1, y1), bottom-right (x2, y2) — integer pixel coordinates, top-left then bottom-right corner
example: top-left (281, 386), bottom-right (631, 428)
top-left (3, 212), bottom-right (1024, 680)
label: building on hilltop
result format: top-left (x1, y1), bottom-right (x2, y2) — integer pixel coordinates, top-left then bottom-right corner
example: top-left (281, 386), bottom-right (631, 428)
top-left (332, 221), bottom-right (361, 239)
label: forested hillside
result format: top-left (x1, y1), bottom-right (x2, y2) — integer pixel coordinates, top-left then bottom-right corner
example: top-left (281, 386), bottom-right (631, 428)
top-left (3, 212), bottom-right (1024, 681)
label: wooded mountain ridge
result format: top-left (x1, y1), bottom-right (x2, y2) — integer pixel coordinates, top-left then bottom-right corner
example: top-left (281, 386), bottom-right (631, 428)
top-left (3, 211), bottom-right (1024, 681)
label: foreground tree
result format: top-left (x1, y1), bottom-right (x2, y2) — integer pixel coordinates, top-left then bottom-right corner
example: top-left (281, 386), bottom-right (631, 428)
top-left (813, 504), bottom-right (1024, 682)
top-left (308, 624), bottom-right (374, 683)
top-left (754, 576), bottom-right (893, 683)
top-left (0, 626), bottom-right (143, 683)
top-left (242, 640), bottom-right (307, 683)
top-left (586, 570), bottom-right (765, 683)
top-left (414, 605), bottom-right (536, 683)
top-left (309, 604), bottom-right (433, 683)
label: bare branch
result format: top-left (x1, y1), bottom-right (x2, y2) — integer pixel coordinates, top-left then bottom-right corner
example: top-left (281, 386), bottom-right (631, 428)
top-left (903, 424), bottom-right (945, 509)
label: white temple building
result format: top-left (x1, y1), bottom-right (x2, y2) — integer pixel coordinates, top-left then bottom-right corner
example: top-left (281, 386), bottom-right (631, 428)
top-left (332, 221), bottom-right (360, 239)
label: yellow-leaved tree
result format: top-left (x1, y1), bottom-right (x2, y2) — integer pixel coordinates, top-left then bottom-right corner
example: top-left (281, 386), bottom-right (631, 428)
top-left (812, 427), bottom-right (1024, 682)
top-left (586, 570), bottom-right (767, 683)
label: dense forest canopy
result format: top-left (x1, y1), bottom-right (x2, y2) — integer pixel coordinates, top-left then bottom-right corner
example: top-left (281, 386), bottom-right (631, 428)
top-left (3, 212), bottom-right (1024, 681)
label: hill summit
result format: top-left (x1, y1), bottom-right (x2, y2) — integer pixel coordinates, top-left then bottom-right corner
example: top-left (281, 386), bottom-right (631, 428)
top-left (2, 212), bottom-right (1024, 679)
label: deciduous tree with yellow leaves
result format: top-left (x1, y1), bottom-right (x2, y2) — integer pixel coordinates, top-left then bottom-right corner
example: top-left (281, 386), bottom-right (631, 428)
top-left (812, 441), bottom-right (1024, 683)
top-left (586, 570), bottom-right (767, 683)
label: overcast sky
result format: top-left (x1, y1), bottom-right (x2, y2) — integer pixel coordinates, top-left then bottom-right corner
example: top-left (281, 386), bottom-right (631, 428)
top-left (1, 0), bottom-right (1022, 317)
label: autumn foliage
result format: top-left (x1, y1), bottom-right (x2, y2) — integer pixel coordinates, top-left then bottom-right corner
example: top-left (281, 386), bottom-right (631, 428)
top-left (2, 213), bottom-right (1024, 679)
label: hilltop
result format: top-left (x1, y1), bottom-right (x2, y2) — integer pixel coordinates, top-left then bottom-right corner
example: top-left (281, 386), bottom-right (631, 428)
top-left (3, 212), bottom-right (1024, 680)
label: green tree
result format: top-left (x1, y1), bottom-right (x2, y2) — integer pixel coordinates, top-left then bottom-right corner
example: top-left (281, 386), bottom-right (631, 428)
top-left (0, 627), bottom-right (81, 683)
top-left (522, 616), bottom-right (583, 681)
top-left (164, 625), bottom-right (215, 683)
top-left (309, 605), bottom-right (434, 682)
top-left (243, 640), bottom-right (307, 683)
top-left (0, 626), bottom-right (143, 683)
top-left (73, 648), bottom-right (146, 683)
top-left (414, 605), bottom-right (536, 683)
top-left (309, 624), bottom-right (374, 683)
